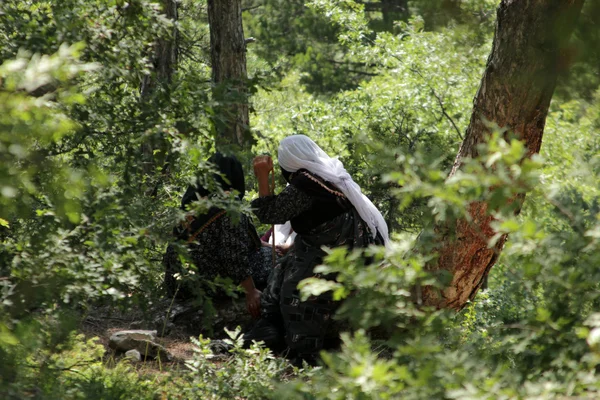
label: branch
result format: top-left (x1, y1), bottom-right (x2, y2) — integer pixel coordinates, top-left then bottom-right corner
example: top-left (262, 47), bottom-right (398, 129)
top-left (346, 69), bottom-right (379, 77)
top-left (326, 59), bottom-right (378, 68)
top-left (430, 88), bottom-right (463, 140)
top-left (242, 5), bottom-right (262, 12)
top-left (409, 66), bottom-right (463, 140)
top-left (355, 1), bottom-right (407, 13)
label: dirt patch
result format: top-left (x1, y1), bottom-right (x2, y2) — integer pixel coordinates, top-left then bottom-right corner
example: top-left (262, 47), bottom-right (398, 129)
top-left (78, 304), bottom-right (199, 373)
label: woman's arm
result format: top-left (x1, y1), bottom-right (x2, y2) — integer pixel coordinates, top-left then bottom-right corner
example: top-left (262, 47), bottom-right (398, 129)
top-left (251, 184), bottom-right (314, 224)
top-left (253, 155), bottom-right (274, 197)
top-left (252, 155), bottom-right (314, 224)
top-left (240, 276), bottom-right (261, 318)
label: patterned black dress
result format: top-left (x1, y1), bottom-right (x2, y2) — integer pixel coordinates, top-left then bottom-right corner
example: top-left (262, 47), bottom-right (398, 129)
top-left (251, 169), bottom-right (378, 359)
top-left (163, 213), bottom-right (272, 300)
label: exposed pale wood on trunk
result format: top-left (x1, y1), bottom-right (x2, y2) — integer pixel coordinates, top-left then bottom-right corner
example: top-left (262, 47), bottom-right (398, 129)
top-left (422, 0), bottom-right (585, 310)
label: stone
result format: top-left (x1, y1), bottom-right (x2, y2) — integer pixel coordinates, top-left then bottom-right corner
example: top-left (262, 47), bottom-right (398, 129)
top-left (110, 330), bottom-right (157, 347)
top-left (125, 349), bottom-right (142, 362)
top-left (108, 329), bottom-right (172, 361)
top-left (208, 339), bottom-right (234, 355)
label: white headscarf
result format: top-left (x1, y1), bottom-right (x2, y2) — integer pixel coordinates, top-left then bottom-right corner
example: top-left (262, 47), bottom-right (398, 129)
top-left (278, 135), bottom-right (390, 247)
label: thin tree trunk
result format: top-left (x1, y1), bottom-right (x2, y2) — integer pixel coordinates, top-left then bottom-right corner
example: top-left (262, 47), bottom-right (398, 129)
top-left (422, 0), bottom-right (585, 310)
top-left (381, 0), bottom-right (408, 30)
top-left (140, 0), bottom-right (178, 98)
top-left (207, 0), bottom-right (249, 147)
top-left (140, 0), bottom-right (178, 181)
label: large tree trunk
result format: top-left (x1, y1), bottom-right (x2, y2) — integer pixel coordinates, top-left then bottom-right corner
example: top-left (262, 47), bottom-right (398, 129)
top-left (140, 0), bottom-right (178, 181)
top-left (207, 0), bottom-right (249, 147)
top-left (422, 0), bottom-right (585, 310)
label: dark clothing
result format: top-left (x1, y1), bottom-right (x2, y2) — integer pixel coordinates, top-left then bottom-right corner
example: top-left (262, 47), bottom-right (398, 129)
top-left (164, 152), bottom-right (271, 300)
top-left (182, 152), bottom-right (246, 205)
top-left (251, 169), bottom-right (379, 360)
top-left (253, 170), bottom-right (353, 234)
top-left (180, 152), bottom-right (246, 230)
top-left (164, 214), bottom-right (272, 300)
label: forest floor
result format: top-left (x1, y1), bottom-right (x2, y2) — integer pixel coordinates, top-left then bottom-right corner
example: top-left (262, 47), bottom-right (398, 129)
top-left (78, 304), bottom-right (198, 374)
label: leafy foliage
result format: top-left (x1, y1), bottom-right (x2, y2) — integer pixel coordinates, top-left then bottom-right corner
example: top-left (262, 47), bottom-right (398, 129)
top-left (178, 328), bottom-right (290, 399)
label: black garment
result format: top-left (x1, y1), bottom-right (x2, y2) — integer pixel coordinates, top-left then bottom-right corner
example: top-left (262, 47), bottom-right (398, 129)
top-left (179, 152), bottom-right (246, 237)
top-left (164, 153), bottom-right (271, 300)
top-left (254, 169), bottom-right (352, 234)
top-left (163, 215), bottom-right (273, 299)
top-left (250, 170), bottom-right (379, 361)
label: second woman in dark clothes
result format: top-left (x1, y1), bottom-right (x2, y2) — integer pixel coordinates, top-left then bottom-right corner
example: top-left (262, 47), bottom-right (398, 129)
top-left (163, 152), bottom-right (272, 317)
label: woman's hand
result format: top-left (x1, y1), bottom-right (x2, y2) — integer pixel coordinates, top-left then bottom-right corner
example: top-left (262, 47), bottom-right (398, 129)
top-left (253, 155), bottom-right (273, 176)
top-left (245, 288), bottom-right (262, 318)
top-left (241, 276), bottom-right (261, 318)
top-left (275, 243), bottom-right (292, 256)
top-left (262, 241), bottom-right (288, 256)
top-left (253, 155), bottom-right (274, 197)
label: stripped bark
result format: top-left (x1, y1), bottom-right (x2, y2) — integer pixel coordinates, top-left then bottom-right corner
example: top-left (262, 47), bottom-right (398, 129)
top-left (207, 0), bottom-right (249, 147)
top-left (422, 0), bottom-right (585, 310)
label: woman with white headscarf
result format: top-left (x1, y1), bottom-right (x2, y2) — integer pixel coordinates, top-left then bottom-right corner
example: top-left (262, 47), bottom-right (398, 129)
top-left (244, 135), bottom-right (388, 365)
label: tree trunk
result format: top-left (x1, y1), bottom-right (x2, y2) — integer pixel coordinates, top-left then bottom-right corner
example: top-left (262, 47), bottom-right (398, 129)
top-left (422, 0), bottom-right (585, 310)
top-left (381, 0), bottom-right (408, 30)
top-left (140, 0), bottom-right (178, 181)
top-left (359, 0), bottom-right (408, 31)
top-left (207, 0), bottom-right (249, 147)
top-left (140, 0), bottom-right (178, 98)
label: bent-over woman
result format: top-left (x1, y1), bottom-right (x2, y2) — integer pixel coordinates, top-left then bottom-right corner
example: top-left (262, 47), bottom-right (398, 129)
top-left (246, 135), bottom-right (389, 364)
top-left (163, 153), bottom-right (272, 317)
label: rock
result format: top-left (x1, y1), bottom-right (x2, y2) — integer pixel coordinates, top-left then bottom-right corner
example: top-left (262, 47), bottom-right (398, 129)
top-left (109, 330), bottom-right (157, 349)
top-left (108, 330), bottom-right (172, 361)
top-left (125, 349), bottom-right (142, 362)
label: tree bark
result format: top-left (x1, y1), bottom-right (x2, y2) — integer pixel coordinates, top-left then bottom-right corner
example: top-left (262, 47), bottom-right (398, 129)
top-left (140, 0), bottom-right (178, 98)
top-left (422, 0), bottom-right (585, 310)
top-left (207, 0), bottom-right (249, 147)
top-left (358, 0), bottom-right (408, 31)
top-left (381, 0), bottom-right (408, 30)
top-left (140, 0), bottom-right (178, 181)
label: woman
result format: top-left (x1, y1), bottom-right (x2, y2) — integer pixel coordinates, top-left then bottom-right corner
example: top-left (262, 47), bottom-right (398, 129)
top-left (246, 135), bottom-right (389, 363)
top-left (163, 152), bottom-right (272, 317)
